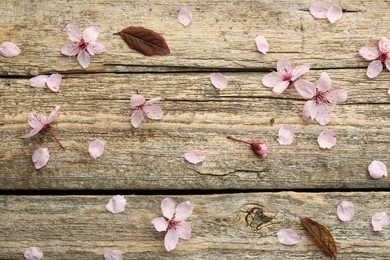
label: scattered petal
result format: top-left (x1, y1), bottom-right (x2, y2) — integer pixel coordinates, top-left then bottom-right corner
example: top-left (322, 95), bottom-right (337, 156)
top-left (277, 124), bottom-right (295, 145)
top-left (32, 148), bottom-right (49, 169)
top-left (88, 139), bottom-right (105, 159)
top-left (309, 2), bottom-right (330, 19)
top-left (368, 160), bottom-right (388, 180)
top-left (46, 73), bottom-right (62, 92)
top-left (0, 42), bottom-right (21, 57)
top-left (372, 212), bottom-right (390, 231)
top-left (28, 75), bottom-right (49, 88)
top-left (24, 247), bottom-right (43, 260)
top-left (104, 249), bottom-right (123, 260)
top-left (317, 130), bottom-right (336, 149)
top-left (184, 150), bottom-right (206, 164)
top-left (277, 229), bottom-right (299, 245)
top-left (210, 73), bottom-right (228, 90)
top-left (106, 195), bottom-right (127, 214)
top-left (255, 35), bottom-right (269, 54)
top-left (178, 5), bottom-right (192, 27)
top-left (337, 201), bottom-right (355, 222)
top-left (326, 4), bottom-right (343, 23)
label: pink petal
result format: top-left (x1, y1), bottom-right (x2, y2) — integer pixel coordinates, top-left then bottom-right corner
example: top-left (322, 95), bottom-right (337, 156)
top-left (378, 37), bottom-right (390, 53)
top-left (277, 124), bottom-right (295, 145)
top-left (164, 229), bottom-right (179, 251)
top-left (272, 80), bottom-right (290, 94)
top-left (372, 212), bottom-right (390, 231)
top-left (326, 89), bottom-right (348, 104)
top-left (77, 50), bottom-right (91, 69)
top-left (131, 109), bottom-right (144, 128)
top-left (46, 73), bottom-right (62, 92)
top-left (65, 24), bottom-right (82, 42)
top-left (291, 64), bottom-right (310, 81)
top-left (28, 75), bottom-right (49, 88)
top-left (0, 42), bottom-right (21, 57)
top-left (145, 97), bottom-right (162, 105)
top-left (302, 100), bottom-right (317, 120)
top-left (104, 249), bottom-right (123, 260)
top-left (88, 139), bottom-right (105, 159)
top-left (314, 103), bottom-right (330, 125)
top-left (184, 150), bottom-right (206, 164)
top-left (326, 4), bottom-right (343, 23)
top-left (359, 47), bottom-right (379, 61)
top-left (175, 201), bottom-right (194, 221)
top-left (152, 217), bottom-right (168, 232)
top-left (316, 72), bottom-right (332, 92)
top-left (32, 148), bottom-right (49, 170)
top-left (367, 60), bottom-right (383, 78)
top-left (130, 94), bottom-right (145, 107)
top-left (178, 5), bottom-right (192, 27)
top-left (277, 229), bottom-right (299, 245)
top-left (28, 113), bottom-right (45, 129)
top-left (47, 105), bottom-right (61, 124)
top-left (83, 26), bottom-right (100, 43)
top-left (22, 127), bottom-right (42, 139)
top-left (61, 43), bottom-right (79, 56)
top-left (295, 79), bottom-right (316, 99)
top-left (385, 59), bottom-right (390, 71)
top-left (255, 35), bottom-right (269, 54)
top-left (262, 72), bottom-right (283, 89)
top-left (24, 247), bottom-right (43, 260)
top-left (161, 198), bottom-right (175, 219)
top-left (87, 42), bottom-right (106, 55)
top-left (177, 220), bottom-right (192, 240)
top-left (143, 105), bottom-right (164, 120)
top-left (368, 160), bottom-right (388, 180)
top-left (106, 195), bottom-right (126, 214)
top-left (210, 73), bottom-right (228, 90)
top-left (337, 200), bottom-right (355, 222)
top-left (309, 2), bottom-right (330, 19)
top-left (317, 129), bottom-right (336, 149)
top-left (276, 58), bottom-right (292, 72)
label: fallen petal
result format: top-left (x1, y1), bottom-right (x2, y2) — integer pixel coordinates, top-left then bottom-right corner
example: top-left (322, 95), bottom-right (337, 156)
top-left (210, 73), bottom-right (228, 90)
top-left (178, 5), bottom-right (192, 27)
top-left (184, 150), bottom-right (206, 164)
top-left (32, 148), bottom-right (49, 169)
top-left (309, 2), bottom-right (330, 19)
top-left (277, 228), bottom-right (299, 245)
top-left (88, 139), bottom-right (105, 159)
top-left (368, 160), bottom-right (388, 180)
top-left (337, 200), bottom-right (355, 222)
top-left (28, 75), bottom-right (49, 87)
top-left (326, 4), bottom-right (343, 23)
top-left (104, 249), bottom-right (123, 260)
top-left (0, 42), bottom-right (21, 57)
top-left (277, 124), bottom-right (295, 145)
top-left (372, 212), bottom-right (390, 231)
top-left (106, 195), bottom-right (127, 214)
top-left (46, 73), bottom-right (62, 92)
top-left (255, 35), bottom-right (269, 54)
top-left (24, 247), bottom-right (43, 260)
top-left (317, 130), bottom-right (336, 149)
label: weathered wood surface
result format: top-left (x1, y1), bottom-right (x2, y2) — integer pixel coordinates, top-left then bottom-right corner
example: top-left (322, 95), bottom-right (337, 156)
top-left (1, 192), bottom-right (389, 259)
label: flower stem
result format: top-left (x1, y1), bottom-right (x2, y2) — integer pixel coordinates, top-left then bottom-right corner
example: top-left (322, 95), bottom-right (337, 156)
top-left (47, 129), bottom-right (65, 149)
top-left (227, 136), bottom-right (251, 145)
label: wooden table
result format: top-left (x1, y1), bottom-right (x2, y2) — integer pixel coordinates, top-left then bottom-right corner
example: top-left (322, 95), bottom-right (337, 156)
top-left (1, 0), bottom-right (389, 259)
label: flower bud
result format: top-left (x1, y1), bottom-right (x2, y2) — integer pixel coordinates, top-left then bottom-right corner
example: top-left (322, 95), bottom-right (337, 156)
top-left (251, 143), bottom-right (268, 157)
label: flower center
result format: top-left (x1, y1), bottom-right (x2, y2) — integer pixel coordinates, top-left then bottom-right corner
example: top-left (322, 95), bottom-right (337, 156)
top-left (78, 38), bottom-right (89, 51)
top-left (282, 72), bottom-right (293, 83)
top-left (43, 124), bottom-right (51, 131)
top-left (167, 218), bottom-right (179, 229)
top-left (378, 52), bottom-right (388, 63)
top-left (313, 90), bottom-right (326, 104)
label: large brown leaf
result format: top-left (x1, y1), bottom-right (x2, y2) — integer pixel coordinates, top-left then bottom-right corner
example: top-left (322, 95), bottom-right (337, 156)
top-left (114, 26), bottom-right (170, 56)
top-left (301, 217), bottom-right (337, 259)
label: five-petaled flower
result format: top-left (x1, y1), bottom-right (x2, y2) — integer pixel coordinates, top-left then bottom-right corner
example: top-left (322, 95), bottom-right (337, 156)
top-left (151, 198), bottom-right (194, 251)
top-left (61, 24), bottom-right (106, 69)
top-left (262, 58), bottom-right (310, 94)
top-left (359, 37), bottom-right (390, 78)
top-left (130, 94), bottom-right (163, 128)
top-left (21, 105), bottom-right (64, 149)
top-left (295, 72), bottom-right (348, 125)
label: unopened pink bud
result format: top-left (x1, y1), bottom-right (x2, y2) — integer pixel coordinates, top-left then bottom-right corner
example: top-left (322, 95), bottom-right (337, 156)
top-left (251, 143), bottom-right (268, 157)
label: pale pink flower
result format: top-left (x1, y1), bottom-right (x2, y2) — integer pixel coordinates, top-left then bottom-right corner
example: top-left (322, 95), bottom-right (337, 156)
top-left (277, 124), bottom-right (295, 145)
top-left (152, 198), bottom-right (194, 251)
top-left (130, 94), bottom-right (163, 128)
top-left (184, 150), bottom-right (206, 164)
top-left (88, 139), bottom-right (105, 159)
top-left (368, 160), bottom-right (388, 180)
top-left (310, 2), bottom-right (343, 24)
top-left (262, 59), bottom-right (310, 94)
top-left (61, 24), bottom-right (106, 69)
top-left (317, 130), bottom-right (336, 149)
top-left (255, 35), bottom-right (269, 54)
top-left (371, 212), bottom-right (390, 231)
top-left (21, 105), bottom-right (64, 149)
top-left (178, 5), bottom-right (192, 27)
top-left (0, 42), bottom-right (21, 57)
top-left (28, 73), bottom-right (62, 92)
top-left (104, 249), bottom-right (123, 260)
top-left (106, 195), bottom-right (127, 214)
top-left (277, 228), bottom-right (299, 245)
top-left (337, 200), bottom-right (354, 222)
top-left (210, 73), bottom-right (228, 90)
top-left (295, 72), bottom-right (347, 125)
top-left (32, 148), bottom-right (49, 169)
top-left (24, 247), bottom-right (43, 260)
top-left (359, 37), bottom-right (390, 78)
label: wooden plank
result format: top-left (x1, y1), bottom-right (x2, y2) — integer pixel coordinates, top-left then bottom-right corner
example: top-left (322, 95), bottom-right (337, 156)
top-left (0, 192), bottom-right (389, 259)
top-left (1, 70), bottom-right (389, 190)
top-left (1, 0), bottom-right (390, 74)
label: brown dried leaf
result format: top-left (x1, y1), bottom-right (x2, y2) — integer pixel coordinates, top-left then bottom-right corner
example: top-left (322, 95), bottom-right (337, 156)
top-left (113, 26), bottom-right (170, 56)
top-left (301, 217), bottom-right (337, 259)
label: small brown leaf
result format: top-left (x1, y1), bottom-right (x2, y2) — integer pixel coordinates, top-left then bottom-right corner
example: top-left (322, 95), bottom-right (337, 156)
top-left (114, 26), bottom-right (170, 56)
top-left (301, 217), bottom-right (337, 259)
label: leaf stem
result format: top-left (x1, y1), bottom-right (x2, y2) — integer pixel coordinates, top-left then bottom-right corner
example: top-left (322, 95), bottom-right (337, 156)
top-left (47, 129), bottom-right (65, 149)
top-left (227, 136), bottom-right (251, 145)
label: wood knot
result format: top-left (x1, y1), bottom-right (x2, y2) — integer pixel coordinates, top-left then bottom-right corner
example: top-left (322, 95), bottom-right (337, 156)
top-left (243, 203), bottom-right (273, 230)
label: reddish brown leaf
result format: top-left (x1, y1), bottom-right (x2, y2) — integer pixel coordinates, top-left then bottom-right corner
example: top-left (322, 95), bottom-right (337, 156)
top-left (301, 217), bottom-right (337, 259)
top-left (113, 26), bottom-right (170, 56)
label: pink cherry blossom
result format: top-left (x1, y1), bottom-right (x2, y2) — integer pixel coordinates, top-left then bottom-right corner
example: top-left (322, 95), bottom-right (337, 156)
top-left (32, 148), bottom-right (49, 169)
top-left (21, 105), bottom-right (64, 149)
top-left (309, 2), bottom-right (343, 23)
top-left (88, 139), bottom-right (105, 159)
top-left (317, 130), bottom-right (336, 149)
top-left (277, 228), bottom-right (299, 245)
top-left (295, 72), bottom-right (347, 125)
top-left (277, 124), bottom-right (295, 145)
top-left (227, 136), bottom-right (268, 157)
top-left (178, 5), bottom-right (192, 27)
top-left (359, 37), bottom-right (390, 78)
top-left (104, 249), bottom-right (123, 260)
top-left (106, 195), bottom-right (127, 214)
top-left (371, 212), bottom-right (390, 231)
top-left (368, 160), bottom-right (388, 180)
top-left (210, 73), bottom-right (228, 90)
top-left (262, 59), bottom-right (310, 94)
top-left (24, 247), bottom-right (43, 260)
top-left (255, 35), bottom-right (269, 54)
top-left (152, 198), bottom-right (194, 251)
top-left (130, 94), bottom-right (163, 128)
top-left (184, 150), bottom-right (206, 164)
top-left (61, 24), bottom-right (106, 69)
top-left (337, 200), bottom-right (354, 222)
top-left (28, 73), bottom-right (62, 92)
top-left (0, 42), bottom-right (21, 57)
